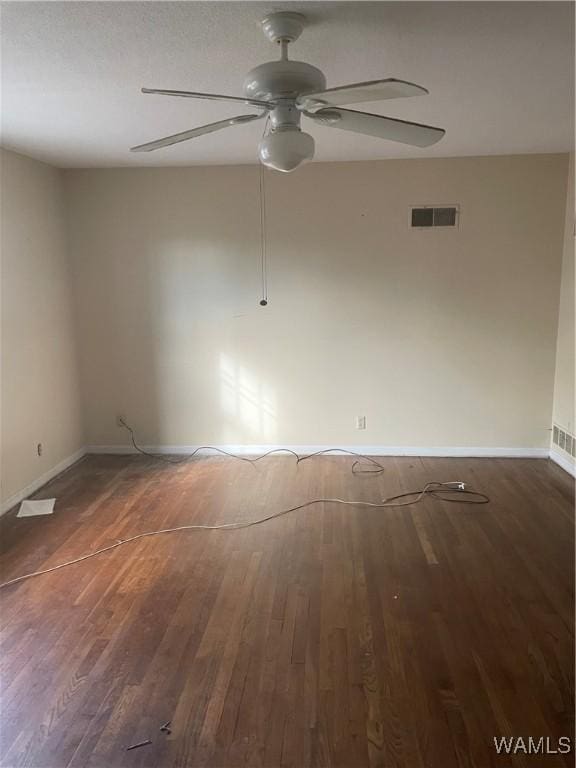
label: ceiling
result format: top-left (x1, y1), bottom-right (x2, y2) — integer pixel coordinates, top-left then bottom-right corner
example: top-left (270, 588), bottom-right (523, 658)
top-left (1, 1), bottom-right (574, 168)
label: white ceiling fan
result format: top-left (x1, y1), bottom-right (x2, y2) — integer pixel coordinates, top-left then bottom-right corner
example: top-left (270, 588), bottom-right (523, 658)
top-left (131, 12), bottom-right (445, 172)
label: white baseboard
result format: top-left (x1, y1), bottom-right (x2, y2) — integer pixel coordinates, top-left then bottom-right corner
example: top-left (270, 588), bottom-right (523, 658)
top-left (86, 444), bottom-right (550, 459)
top-left (0, 448), bottom-right (87, 516)
top-left (549, 448), bottom-right (576, 477)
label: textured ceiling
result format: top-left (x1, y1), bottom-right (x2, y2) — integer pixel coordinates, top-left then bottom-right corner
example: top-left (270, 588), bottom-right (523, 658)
top-left (1, 1), bottom-right (574, 168)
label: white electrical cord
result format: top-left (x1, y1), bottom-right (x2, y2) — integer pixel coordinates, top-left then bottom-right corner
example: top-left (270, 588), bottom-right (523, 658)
top-left (0, 420), bottom-right (489, 591)
top-left (0, 481), bottom-right (488, 591)
top-left (119, 418), bottom-right (387, 475)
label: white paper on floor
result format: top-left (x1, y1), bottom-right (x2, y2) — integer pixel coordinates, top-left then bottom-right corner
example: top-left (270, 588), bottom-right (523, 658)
top-left (17, 498), bottom-right (56, 518)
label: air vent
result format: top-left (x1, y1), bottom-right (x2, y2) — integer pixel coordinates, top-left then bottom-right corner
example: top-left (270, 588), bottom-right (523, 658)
top-left (552, 423), bottom-right (576, 456)
top-left (411, 205), bottom-right (459, 229)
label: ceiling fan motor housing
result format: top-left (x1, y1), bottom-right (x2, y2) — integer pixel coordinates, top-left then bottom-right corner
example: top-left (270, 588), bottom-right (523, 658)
top-left (243, 61), bottom-right (326, 102)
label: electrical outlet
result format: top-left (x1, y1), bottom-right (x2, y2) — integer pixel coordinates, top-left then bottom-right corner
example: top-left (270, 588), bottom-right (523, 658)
top-left (116, 414), bottom-right (127, 428)
top-left (355, 416), bottom-right (366, 430)
top-left (37, 443), bottom-right (43, 457)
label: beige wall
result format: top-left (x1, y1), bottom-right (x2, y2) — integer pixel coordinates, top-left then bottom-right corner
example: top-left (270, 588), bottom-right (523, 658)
top-left (552, 153), bottom-right (575, 440)
top-left (1, 149), bottom-right (83, 506)
top-left (64, 154), bottom-right (568, 450)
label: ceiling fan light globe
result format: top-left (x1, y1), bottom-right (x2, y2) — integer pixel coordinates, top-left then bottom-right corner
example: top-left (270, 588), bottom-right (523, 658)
top-left (258, 128), bottom-right (315, 172)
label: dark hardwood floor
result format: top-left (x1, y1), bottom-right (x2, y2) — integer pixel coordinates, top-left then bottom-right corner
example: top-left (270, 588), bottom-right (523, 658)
top-left (0, 454), bottom-right (573, 768)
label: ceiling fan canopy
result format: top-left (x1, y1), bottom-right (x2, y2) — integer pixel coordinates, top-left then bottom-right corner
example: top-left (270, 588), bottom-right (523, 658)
top-left (131, 12), bottom-right (446, 172)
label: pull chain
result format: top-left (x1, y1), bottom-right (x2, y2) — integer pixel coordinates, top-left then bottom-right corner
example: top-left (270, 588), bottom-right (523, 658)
top-left (259, 163), bottom-right (268, 306)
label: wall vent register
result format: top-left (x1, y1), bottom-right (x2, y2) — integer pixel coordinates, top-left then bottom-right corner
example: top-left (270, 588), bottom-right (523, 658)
top-left (552, 424), bottom-right (576, 457)
top-left (411, 206), bottom-right (459, 228)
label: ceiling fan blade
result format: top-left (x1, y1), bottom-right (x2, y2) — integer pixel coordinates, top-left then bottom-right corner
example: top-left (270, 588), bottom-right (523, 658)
top-left (306, 107), bottom-right (445, 147)
top-left (141, 88), bottom-right (272, 109)
top-left (130, 113), bottom-right (265, 152)
top-left (297, 78), bottom-right (428, 112)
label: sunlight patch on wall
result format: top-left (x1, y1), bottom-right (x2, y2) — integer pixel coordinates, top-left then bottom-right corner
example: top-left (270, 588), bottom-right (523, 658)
top-left (220, 353), bottom-right (276, 441)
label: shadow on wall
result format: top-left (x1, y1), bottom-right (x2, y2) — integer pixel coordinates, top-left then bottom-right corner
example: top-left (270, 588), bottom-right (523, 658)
top-left (141, 234), bottom-right (277, 446)
top-left (75, 166), bottom-right (272, 447)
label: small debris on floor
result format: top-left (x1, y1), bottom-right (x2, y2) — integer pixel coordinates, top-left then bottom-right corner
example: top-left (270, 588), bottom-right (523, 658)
top-left (17, 499), bottom-right (56, 518)
top-left (126, 739), bottom-right (152, 751)
top-left (160, 720), bottom-right (172, 734)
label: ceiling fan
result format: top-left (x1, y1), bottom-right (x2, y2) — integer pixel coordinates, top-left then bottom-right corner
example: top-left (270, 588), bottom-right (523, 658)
top-left (131, 12), bottom-right (445, 172)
